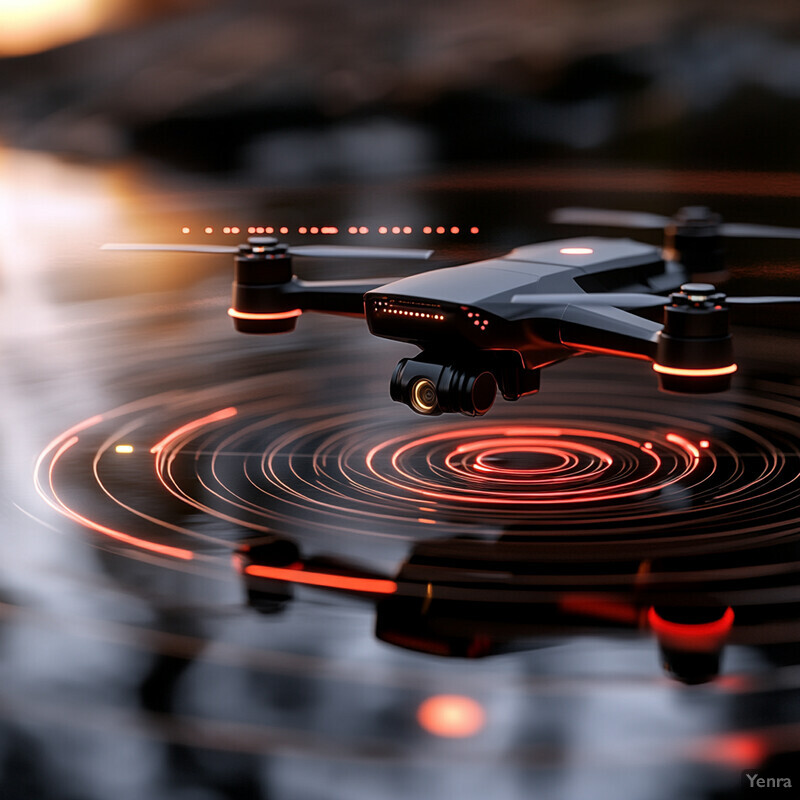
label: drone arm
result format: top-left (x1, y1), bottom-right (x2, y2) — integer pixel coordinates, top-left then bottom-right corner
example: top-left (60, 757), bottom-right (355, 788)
top-left (286, 278), bottom-right (399, 317)
top-left (557, 304), bottom-right (660, 361)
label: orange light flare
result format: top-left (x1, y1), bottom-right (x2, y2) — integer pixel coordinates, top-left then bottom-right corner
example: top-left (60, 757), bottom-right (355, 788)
top-left (417, 695), bottom-right (486, 739)
top-left (0, 0), bottom-right (122, 57)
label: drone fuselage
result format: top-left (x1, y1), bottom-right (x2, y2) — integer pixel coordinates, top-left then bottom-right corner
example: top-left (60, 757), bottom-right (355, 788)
top-left (366, 237), bottom-right (682, 368)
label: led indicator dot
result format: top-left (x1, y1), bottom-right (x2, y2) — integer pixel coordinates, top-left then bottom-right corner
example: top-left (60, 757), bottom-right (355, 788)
top-left (266, 226), bottom-right (274, 234)
top-left (470, 226), bottom-right (479, 234)
top-left (181, 226), bottom-right (191, 234)
top-left (115, 445), bottom-right (134, 454)
top-left (699, 440), bottom-right (710, 449)
top-left (417, 695), bottom-right (486, 739)
top-left (423, 226), bottom-right (432, 234)
top-left (436, 226), bottom-right (445, 234)
top-left (204, 227), bottom-right (213, 234)
top-left (298, 226), bottom-right (308, 235)
top-left (359, 226), bottom-right (369, 235)
top-left (310, 226), bottom-right (319, 234)
top-left (231, 226), bottom-right (240, 235)
top-left (247, 226), bottom-right (256, 234)
top-left (392, 226), bottom-right (401, 234)
top-left (450, 226), bottom-right (460, 234)
top-left (403, 226), bottom-right (412, 234)
top-left (223, 226), bottom-right (231, 234)
top-left (643, 442), bottom-right (653, 450)
top-left (280, 227), bottom-right (289, 235)
top-left (348, 226), bottom-right (358, 234)
top-left (560, 247), bottom-right (594, 255)
top-left (379, 226), bottom-right (388, 234)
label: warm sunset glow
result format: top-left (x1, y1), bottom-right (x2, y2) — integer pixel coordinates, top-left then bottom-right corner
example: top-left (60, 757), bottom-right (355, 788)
top-left (417, 695), bottom-right (486, 738)
top-left (0, 0), bottom-right (119, 57)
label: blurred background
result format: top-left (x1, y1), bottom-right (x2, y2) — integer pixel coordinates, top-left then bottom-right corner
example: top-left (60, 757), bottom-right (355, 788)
top-left (2, 2), bottom-right (800, 800)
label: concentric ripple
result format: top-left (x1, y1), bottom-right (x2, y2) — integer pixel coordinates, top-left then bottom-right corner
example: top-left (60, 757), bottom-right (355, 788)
top-left (33, 364), bottom-right (800, 564)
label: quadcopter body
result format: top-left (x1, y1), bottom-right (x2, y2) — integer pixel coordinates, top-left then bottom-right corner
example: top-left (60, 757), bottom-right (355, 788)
top-left (104, 206), bottom-right (800, 418)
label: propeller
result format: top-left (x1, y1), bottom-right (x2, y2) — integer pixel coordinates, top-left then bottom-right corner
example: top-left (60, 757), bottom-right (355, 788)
top-left (510, 292), bottom-right (800, 309)
top-left (549, 206), bottom-right (800, 240)
top-left (101, 239), bottom-right (433, 260)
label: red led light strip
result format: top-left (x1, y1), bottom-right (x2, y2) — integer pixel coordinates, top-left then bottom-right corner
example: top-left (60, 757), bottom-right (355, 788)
top-left (227, 308), bottom-right (302, 321)
top-left (653, 363), bottom-right (737, 377)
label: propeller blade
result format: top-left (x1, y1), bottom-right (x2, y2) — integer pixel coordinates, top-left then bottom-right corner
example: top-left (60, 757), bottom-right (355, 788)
top-left (287, 245), bottom-right (432, 260)
top-left (727, 296), bottom-right (800, 305)
top-left (101, 243), bottom-right (239, 254)
top-left (510, 292), bottom-right (668, 309)
top-left (549, 208), bottom-right (671, 229)
top-left (719, 223), bottom-right (800, 240)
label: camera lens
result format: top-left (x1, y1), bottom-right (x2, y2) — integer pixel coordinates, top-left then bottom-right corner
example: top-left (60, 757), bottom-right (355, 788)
top-left (410, 378), bottom-right (438, 414)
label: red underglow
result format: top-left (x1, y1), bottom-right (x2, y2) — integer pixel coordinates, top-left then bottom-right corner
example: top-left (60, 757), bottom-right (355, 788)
top-left (694, 733), bottom-right (767, 769)
top-left (559, 593), bottom-right (639, 625)
top-left (561, 341), bottom-right (653, 361)
top-left (653, 363), bottom-right (737, 377)
top-left (244, 564), bottom-right (397, 594)
top-left (150, 407), bottom-right (238, 455)
top-left (648, 606), bottom-right (734, 647)
top-left (417, 695), bottom-right (486, 739)
top-left (227, 308), bottom-right (303, 321)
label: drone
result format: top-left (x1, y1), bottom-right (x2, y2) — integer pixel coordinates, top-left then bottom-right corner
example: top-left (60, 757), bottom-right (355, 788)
top-left (103, 205), bottom-right (800, 418)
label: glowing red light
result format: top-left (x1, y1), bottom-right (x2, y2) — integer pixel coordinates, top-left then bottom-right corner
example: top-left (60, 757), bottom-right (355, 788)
top-left (359, 226), bottom-right (369, 234)
top-left (244, 564), bottom-right (397, 595)
top-left (298, 226), bottom-right (308, 235)
top-left (378, 226), bottom-right (388, 234)
top-left (417, 695), bottom-right (486, 738)
top-left (647, 606), bottom-right (734, 650)
top-left (348, 226), bottom-right (358, 234)
top-left (699, 440), bottom-right (710, 448)
top-left (450, 226), bottom-right (460, 234)
top-left (653, 363), bottom-right (737, 377)
top-left (227, 308), bottom-right (302, 321)
top-left (402, 226), bottom-right (412, 234)
top-left (310, 227), bottom-right (319, 234)
top-left (321, 226), bottom-right (338, 234)
top-left (392, 226), bottom-right (401, 234)
top-left (470, 226), bottom-right (479, 234)
top-left (248, 226), bottom-right (256, 234)
top-left (665, 432), bottom-right (701, 459)
top-left (256, 226), bottom-right (265, 234)
top-left (266, 226), bottom-right (274, 234)
top-left (280, 227), bottom-right (288, 235)
top-left (436, 226), bottom-right (445, 234)
top-left (423, 226), bottom-right (432, 234)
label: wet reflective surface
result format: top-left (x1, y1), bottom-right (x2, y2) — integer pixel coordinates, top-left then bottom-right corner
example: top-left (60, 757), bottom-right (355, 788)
top-left (3, 148), bottom-right (800, 798)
